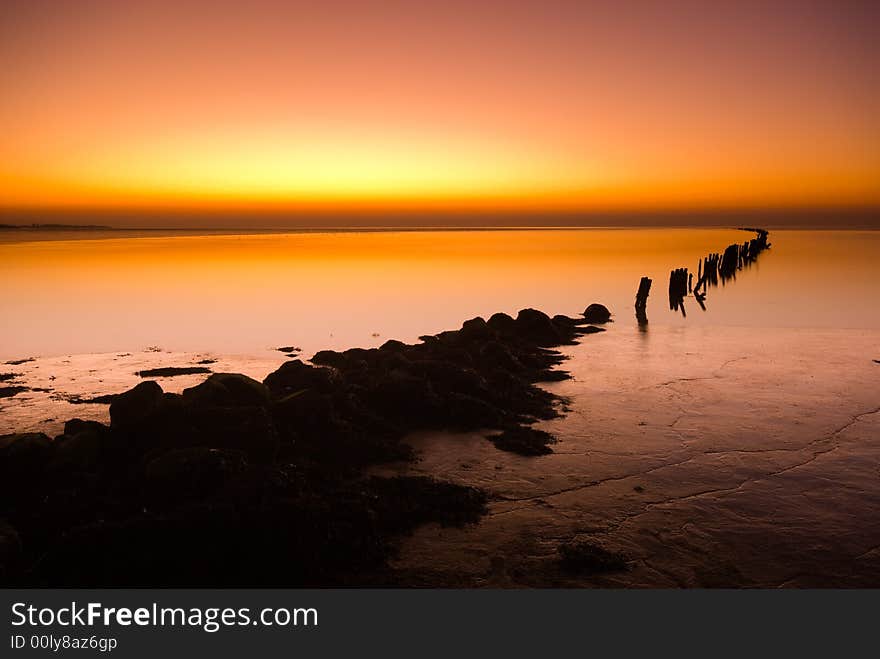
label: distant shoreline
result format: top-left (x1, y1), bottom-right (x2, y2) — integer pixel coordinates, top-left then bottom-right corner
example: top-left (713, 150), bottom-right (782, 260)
top-left (0, 223), bottom-right (113, 230)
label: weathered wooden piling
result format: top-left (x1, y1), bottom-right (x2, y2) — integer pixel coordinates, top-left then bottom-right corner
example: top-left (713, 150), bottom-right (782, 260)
top-left (635, 276), bottom-right (652, 326)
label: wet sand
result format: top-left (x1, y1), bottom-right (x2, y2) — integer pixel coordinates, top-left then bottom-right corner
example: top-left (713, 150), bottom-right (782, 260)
top-left (378, 325), bottom-right (880, 587)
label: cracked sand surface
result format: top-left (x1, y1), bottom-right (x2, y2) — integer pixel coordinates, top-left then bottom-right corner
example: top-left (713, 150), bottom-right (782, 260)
top-left (378, 325), bottom-right (880, 587)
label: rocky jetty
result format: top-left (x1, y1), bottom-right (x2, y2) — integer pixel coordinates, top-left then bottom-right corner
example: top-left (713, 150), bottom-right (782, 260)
top-left (0, 308), bottom-right (602, 586)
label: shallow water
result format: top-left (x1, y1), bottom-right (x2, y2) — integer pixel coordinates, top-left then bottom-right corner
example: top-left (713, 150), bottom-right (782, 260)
top-left (2, 228), bottom-right (878, 362)
top-left (1, 227), bottom-right (879, 586)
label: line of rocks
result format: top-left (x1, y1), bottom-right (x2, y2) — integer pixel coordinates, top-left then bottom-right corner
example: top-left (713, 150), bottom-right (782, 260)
top-left (0, 307), bottom-right (605, 586)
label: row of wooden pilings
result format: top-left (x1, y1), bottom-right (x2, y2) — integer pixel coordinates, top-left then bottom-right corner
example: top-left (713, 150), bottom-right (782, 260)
top-left (635, 228), bottom-right (770, 323)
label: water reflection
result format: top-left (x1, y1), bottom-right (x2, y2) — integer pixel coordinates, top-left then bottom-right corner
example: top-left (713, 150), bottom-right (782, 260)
top-left (0, 228), bottom-right (877, 361)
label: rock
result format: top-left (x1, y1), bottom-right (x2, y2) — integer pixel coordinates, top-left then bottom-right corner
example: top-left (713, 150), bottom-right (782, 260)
top-left (136, 366), bottom-right (212, 378)
top-left (0, 433), bottom-right (52, 495)
top-left (380, 339), bottom-right (407, 352)
top-left (263, 360), bottom-right (339, 396)
top-left (489, 426), bottom-right (556, 455)
top-left (446, 393), bottom-right (503, 428)
top-left (1, 306), bottom-right (611, 586)
top-left (407, 360), bottom-right (489, 400)
top-left (366, 369), bottom-right (443, 424)
top-left (183, 405), bottom-right (279, 463)
top-left (63, 418), bottom-right (110, 437)
top-left (0, 432), bottom-right (52, 465)
top-left (143, 447), bottom-right (248, 508)
top-left (459, 317), bottom-right (492, 342)
top-left (48, 420), bottom-right (112, 475)
top-left (476, 341), bottom-right (524, 372)
top-left (368, 476), bottom-right (487, 531)
top-left (558, 538), bottom-right (628, 573)
top-left (583, 303), bottom-right (611, 323)
top-left (487, 312), bottom-right (517, 334)
top-left (183, 373), bottom-right (269, 408)
top-left (514, 308), bottom-right (563, 345)
top-left (110, 381), bottom-right (164, 430)
top-left (0, 386), bottom-right (28, 399)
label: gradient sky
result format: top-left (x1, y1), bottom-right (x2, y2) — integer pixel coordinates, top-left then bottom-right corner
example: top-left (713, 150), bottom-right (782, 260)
top-left (1, 0), bottom-right (878, 219)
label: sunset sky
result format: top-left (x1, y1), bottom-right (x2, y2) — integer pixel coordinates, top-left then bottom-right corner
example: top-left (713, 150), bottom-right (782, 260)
top-left (1, 0), bottom-right (878, 222)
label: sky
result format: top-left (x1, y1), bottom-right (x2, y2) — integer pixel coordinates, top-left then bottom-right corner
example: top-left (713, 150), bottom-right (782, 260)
top-left (1, 0), bottom-right (878, 224)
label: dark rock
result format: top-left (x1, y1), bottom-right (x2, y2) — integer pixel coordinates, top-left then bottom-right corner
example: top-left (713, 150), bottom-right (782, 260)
top-left (136, 366), bottom-right (211, 378)
top-left (446, 393), bottom-right (503, 428)
top-left (490, 426), bottom-right (556, 455)
top-left (0, 432), bottom-right (52, 465)
top-left (183, 373), bottom-right (269, 408)
top-left (558, 538), bottom-right (628, 573)
top-left (380, 339), bottom-right (407, 352)
top-left (476, 341), bottom-right (524, 372)
top-left (2, 306), bottom-right (607, 587)
top-left (368, 476), bottom-right (487, 531)
top-left (65, 393), bottom-right (117, 405)
top-left (367, 369), bottom-right (443, 424)
top-left (0, 386), bottom-right (28, 398)
top-left (5, 358), bottom-right (34, 366)
top-left (0, 373), bottom-right (20, 382)
top-left (514, 308), bottom-right (563, 345)
top-left (487, 312), bottom-right (517, 334)
top-left (0, 433), bottom-right (52, 495)
top-left (460, 317), bottom-right (492, 342)
top-left (109, 381), bottom-right (164, 430)
top-left (583, 303), bottom-right (611, 323)
top-left (143, 447), bottom-right (248, 508)
top-left (407, 360), bottom-right (489, 400)
top-left (183, 405), bottom-right (278, 463)
top-left (63, 418), bottom-right (110, 437)
top-left (263, 360), bottom-right (339, 395)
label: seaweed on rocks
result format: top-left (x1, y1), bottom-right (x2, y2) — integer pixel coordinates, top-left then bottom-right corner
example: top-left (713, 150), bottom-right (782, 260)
top-left (0, 308), bottom-right (601, 587)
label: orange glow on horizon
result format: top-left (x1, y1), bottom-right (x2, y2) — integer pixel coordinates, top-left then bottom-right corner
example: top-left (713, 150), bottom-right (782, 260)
top-left (1, 1), bottom-right (878, 217)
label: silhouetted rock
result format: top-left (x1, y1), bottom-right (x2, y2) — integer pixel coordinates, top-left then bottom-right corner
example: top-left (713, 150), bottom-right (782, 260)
top-left (0, 386), bottom-right (28, 398)
top-left (183, 372), bottom-right (269, 408)
top-left (460, 317), bottom-right (491, 342)
top-left (490, 426), bottom-right (556, 455)
top-left (109, 381), bottom-right (164, 430)
top-left (514, 308), bottom-right (563, 345)
top-left (136, 366), bottom-right (211, 378)
top-left (0, 433), bottom-right (52, 497)
top-left (4, 358), bottom-right (34, 366)
top-left (487, 312), bottom-right (517, 334)
top-left (2, 306), bottom-right (605, 586)
top-left (143, 447), bottom-right (248, 508)
top-left (583, 303), bottom-right (611, 323)
top-left (368, 476), bottom-right (487, 531)
top-left (48, 419), bottom-right (112, 475)
top-left (263, 359), bottom-right (339, 395)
